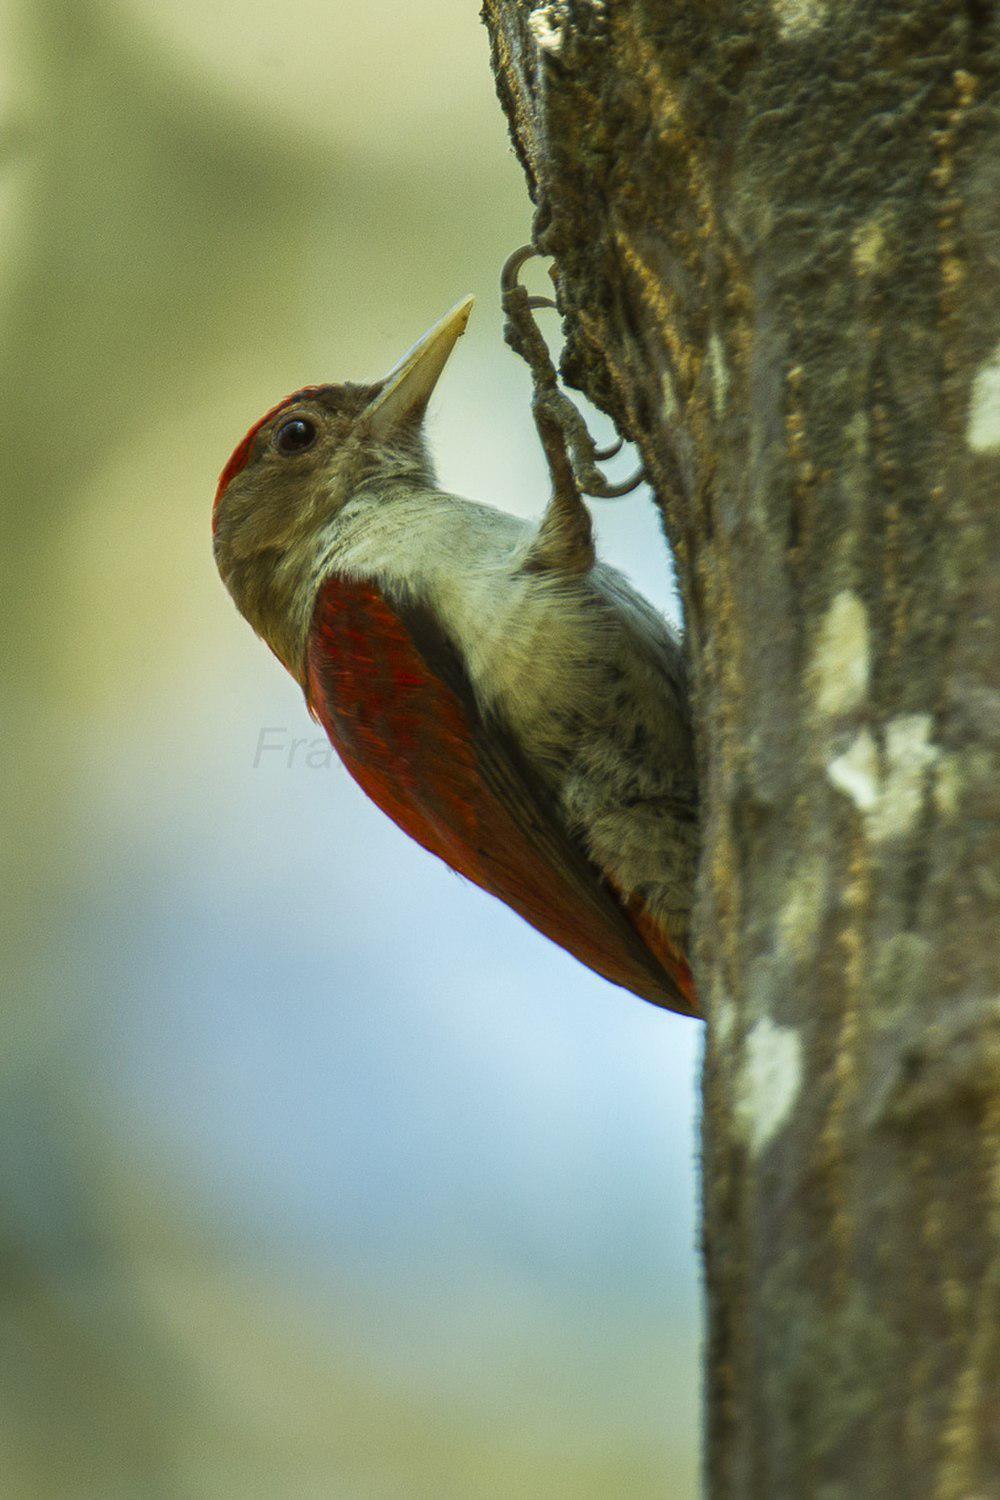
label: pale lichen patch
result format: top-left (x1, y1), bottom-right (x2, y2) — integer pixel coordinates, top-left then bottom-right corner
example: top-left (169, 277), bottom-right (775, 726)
top-left (967, 341), bottom-right (1000, 453)
top-left (828, 715), bottom-right (940, 840)
top-left (828, 728), bottom-right (879, 810)
top-left (772, 0), bottom-right (828, 40)
top-left (735, 1017), bottom-right (803, 1157)
top-left (708, 332), bottom-right (729, 417)
top-left (527, 3), bottom-right (566, 55)
top-left (712, 985), bottom-right (737, 1049)
top-left (810, 591), bottom-right (870, 717)
top-left (933, 751), bottom-right (963, 818)
top-left (870, 714), bottom-right (940, 841)
top-left (852, 215), bottom-right (892, 278)
top-left (661, 367), bottom-right (678, 421)
top-left (778, 858), bottom-right (828, 958)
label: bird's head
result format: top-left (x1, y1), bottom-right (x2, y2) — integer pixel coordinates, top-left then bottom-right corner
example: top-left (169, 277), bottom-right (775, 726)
top-left (212, 296), bottom-right (473, 676)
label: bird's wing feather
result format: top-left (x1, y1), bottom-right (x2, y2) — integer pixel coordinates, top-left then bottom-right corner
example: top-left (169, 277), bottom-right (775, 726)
top-left (305, 573), bottom-right (697, 1015)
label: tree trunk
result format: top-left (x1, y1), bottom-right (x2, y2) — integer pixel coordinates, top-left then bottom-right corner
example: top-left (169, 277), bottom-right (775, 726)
top-left (482, 2), bottom-right (999, 1494)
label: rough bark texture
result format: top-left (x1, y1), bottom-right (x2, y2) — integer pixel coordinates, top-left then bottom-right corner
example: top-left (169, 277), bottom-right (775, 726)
top-left (483, 2), bottom-right (1000, 1494)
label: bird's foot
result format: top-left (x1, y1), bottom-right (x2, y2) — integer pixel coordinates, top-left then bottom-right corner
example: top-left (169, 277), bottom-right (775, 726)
top-left (500, 243), bottom-right (645, 500)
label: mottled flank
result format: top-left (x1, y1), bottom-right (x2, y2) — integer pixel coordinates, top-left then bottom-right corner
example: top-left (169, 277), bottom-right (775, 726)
top-left (305, 573), bottom-right (696, 1012)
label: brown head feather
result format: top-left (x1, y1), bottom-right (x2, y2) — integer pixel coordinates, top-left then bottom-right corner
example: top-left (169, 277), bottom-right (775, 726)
top-left (212, 386), bottom-right (328, 531)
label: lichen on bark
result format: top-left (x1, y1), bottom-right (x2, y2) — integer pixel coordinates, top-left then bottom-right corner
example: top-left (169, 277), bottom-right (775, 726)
top-left (483, 2), bottom-right (1000, 1494)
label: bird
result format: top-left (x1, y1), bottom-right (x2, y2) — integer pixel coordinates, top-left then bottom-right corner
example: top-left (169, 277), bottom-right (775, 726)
top-left (212, 296), bottom-right (699, 1017)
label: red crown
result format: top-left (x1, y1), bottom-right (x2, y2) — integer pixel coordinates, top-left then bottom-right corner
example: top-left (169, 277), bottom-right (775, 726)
top-left (213, 386), bottom-right (325, 531)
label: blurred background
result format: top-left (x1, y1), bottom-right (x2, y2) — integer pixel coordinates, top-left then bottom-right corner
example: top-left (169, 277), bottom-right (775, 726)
top-left (1, 0), bottom-right (700, 1493)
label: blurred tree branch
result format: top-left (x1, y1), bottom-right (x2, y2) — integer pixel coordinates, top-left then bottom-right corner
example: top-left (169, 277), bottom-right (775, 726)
top-left (483, 2), bottom-right (1000, 1494)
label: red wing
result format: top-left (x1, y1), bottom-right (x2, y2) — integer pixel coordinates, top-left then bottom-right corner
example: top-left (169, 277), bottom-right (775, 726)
top-left (305, 573), bottom-right (697, 1016)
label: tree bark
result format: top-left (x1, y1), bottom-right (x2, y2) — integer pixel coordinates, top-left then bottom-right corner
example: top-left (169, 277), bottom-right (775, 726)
top-left (482, 2), bottom-right (999, 1494)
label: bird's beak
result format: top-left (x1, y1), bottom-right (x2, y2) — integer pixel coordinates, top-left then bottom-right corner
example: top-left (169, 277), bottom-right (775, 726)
top-left (366, 296), bottom-right (474, 438)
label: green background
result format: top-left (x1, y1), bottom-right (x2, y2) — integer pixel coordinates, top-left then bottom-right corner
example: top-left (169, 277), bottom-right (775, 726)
top-left (2, 2), bottom-right (700, 1493)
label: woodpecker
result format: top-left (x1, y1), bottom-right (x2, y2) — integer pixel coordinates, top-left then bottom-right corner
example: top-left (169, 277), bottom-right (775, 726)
top-left (213, 298), bottom-right (699, 1016)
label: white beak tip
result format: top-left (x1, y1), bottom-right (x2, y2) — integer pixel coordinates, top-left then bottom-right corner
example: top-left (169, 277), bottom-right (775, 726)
top-left (366, 295), bottom-right (477, 436)
top-left (453, 294), bottom-right (475, 329)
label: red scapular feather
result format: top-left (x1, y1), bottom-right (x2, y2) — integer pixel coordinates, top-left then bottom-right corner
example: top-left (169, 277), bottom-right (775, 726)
top-left (306, 573), bottom-right (698, 1016)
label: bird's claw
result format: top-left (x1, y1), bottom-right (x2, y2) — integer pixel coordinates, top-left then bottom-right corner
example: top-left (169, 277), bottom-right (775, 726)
top-left (500, 242), bottom-right (539, 296)
top-left (500, 243), bottom-right (645, 501)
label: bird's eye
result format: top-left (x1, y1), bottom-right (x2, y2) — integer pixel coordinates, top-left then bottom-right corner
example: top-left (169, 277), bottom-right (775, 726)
top-left (275, 417), bottom-right (317, 455)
